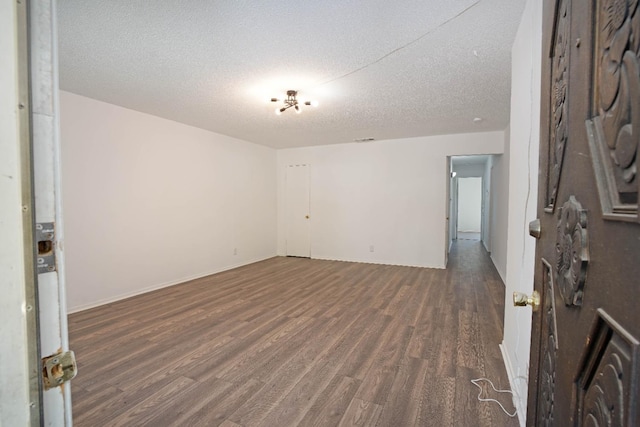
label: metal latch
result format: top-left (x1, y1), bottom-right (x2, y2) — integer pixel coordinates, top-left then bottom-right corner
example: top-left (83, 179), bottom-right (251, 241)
top-left (528, 218), bottom-right (541, 239)
top-left (35, 222), bottom-right (56, 274)
top-left (42, 350), bottom-right (77, 389)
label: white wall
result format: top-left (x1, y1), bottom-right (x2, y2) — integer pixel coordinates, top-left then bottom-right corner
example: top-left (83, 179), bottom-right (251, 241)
top-left (482, 156), bottom-right (493, 251)
top-left (277, 131), bottom-right (504, 268)
top-left (457, 177), bottom-right (482, 232)
top-left (501, 0), bottom-right (542, 424)
top-left (453, 162), bottom-right (486, 177)
top-left (0, 2), bottom-right (33, 425)
top-left (490, 134), bottom-right (510, 282)
top-left (60, 92), bottom-right (277, 312)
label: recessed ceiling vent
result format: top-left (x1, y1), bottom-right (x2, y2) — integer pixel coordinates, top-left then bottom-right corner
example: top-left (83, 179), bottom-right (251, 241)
top-left (354, 137), bottom-right (375, 143)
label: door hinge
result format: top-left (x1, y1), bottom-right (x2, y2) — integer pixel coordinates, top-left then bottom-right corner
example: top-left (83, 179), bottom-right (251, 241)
top-left (35, 222), bottom-right (56, 274)
top-left (42, 350), bottom-right (77, 390)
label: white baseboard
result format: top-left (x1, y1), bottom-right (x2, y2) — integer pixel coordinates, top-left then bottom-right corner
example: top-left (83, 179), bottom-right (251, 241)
top-left (67, 255), bottom-right (276, 314)
top-left (491, 254), bottom-right (507, 284)
top-left (310, 255), bottom-right (445, 269)
top-left (500, 342), bottom-right (527, 427)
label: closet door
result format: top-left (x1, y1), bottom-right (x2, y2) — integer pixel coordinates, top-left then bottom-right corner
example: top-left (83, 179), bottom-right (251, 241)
top-left (285, 164), bottom-right (311, 258)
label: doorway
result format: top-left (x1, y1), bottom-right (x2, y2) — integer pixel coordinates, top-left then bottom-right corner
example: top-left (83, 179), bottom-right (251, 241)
top-left (448, 155), bottom-right (492, 253)
top-left (457, 177), bottom-right (482, 241)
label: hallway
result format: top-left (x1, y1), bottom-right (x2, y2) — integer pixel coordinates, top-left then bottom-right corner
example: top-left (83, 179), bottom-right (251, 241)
top-left (69, 240), bottom-right (518, 426)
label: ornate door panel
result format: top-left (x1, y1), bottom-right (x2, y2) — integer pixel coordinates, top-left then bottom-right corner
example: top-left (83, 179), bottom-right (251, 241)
top-left (528, 0), bottom-right (640, 425)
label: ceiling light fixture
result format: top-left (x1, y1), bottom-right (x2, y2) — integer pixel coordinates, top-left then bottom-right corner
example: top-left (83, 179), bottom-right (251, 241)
top-left (271, 90), bottom-right (318, 115)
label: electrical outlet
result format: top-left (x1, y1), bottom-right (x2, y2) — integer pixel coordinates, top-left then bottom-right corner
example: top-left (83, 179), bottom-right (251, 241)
top-left (369, 245), bottom-right (374, 252)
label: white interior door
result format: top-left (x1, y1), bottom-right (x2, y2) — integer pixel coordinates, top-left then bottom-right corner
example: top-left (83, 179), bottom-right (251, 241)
top-left (285, 164), bottom-right (311, 257)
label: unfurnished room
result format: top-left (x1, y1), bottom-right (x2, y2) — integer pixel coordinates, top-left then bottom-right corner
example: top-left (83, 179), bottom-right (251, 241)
top-left (2, 0), bottom-right (639, 426)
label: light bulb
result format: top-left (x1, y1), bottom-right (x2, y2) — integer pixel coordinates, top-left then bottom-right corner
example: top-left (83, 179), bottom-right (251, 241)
top-left (275, 108), bottom-right (282, 115)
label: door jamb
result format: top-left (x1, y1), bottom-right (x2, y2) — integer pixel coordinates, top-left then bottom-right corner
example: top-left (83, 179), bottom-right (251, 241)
top-left (17, 0), bottom-right (43, 422)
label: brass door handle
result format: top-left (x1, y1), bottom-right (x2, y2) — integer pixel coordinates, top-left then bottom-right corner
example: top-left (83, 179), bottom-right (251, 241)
top-left (513, 291), bottom-right (540, 311)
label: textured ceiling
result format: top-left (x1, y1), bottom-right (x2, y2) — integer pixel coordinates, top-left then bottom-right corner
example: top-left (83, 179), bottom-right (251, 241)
top-left (57, 0), bottom-right (526, 149)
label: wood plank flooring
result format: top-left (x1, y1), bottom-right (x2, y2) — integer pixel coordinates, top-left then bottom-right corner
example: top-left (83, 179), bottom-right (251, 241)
top-left (69, 240), bottom-right (519, 426)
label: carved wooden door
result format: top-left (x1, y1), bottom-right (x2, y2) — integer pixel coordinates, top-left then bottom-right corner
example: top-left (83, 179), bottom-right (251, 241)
top-left (527, 0), bottom-right (640, 425)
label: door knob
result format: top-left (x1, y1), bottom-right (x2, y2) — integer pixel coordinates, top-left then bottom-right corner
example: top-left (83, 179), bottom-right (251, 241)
top-left (529, 219), bottom-right (541, 239)
top-left (513, 291), bottom-right (540, 311)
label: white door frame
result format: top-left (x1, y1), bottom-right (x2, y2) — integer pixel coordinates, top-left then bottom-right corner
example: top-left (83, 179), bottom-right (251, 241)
top-left (0, 1), bottom-right (42, 424)
top-left (445, 157), bottom-right (452, 264)
top-left (0, 1), bottom-right (73, 425)
top-left (30, 0), bottom-right (73, 424)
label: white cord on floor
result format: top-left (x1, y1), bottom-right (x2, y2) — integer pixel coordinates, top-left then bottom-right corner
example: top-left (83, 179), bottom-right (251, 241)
top-left (470, 378), bottom-right (518, 418)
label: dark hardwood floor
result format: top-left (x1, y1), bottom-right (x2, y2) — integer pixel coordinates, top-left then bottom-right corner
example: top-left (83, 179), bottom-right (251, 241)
top-left (69, 240), bottom-right (518, 426)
